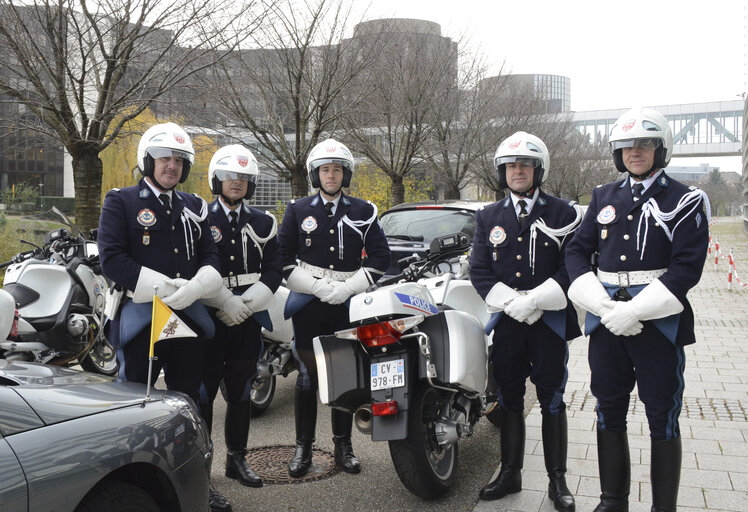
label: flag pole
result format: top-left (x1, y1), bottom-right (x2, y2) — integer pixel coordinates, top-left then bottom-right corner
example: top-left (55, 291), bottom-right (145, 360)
top-left (145, 285), bottom-right (159, 402)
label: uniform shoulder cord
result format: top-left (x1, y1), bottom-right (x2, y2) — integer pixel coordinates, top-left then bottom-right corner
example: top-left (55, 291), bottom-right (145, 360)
top-left (179, 195), bottom-right (209, 260)
top-left (338, 202), bottom-right (378, 261)
top-left (636, 189), bottom-right (710, 260)
top-left (240, 211), bottom-right (278, 272)
top-left (528, 204), bottom-right (584, 275)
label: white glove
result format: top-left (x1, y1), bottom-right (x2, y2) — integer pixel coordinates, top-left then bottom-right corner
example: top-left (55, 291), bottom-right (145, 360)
top-left (525, 308), bottom-right (543, 325)
top-left (628, 278), bottom-right (683, 321)
top-left (202, 286), bottom-right (233, 310)
top-left (132, 267), bottom-right (180, 303)
top-left (163, 266), bottom-right (222, 310)
top-left (320, 269), bottom-right (371, 305)
top-left (321, 280), bottom-right (354, 305)
top-left (217, 295), bottom-right (250, 326)
top-left (285, 267), bottom-right (334, 299)
top-left (527, 278), bottom-right (567, 311)
top-left (241, 281), bottom-right (275, 314)
top-left (601, 301), bottom-right (642, 336)
top-left (485, 282), bottom-right (519, 312)
top-left (504, 294), bottom-right (537, 323)
top-left (567, 272), bottom-right (616, 318)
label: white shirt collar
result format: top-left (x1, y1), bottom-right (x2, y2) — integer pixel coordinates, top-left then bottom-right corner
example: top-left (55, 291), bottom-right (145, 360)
top-left (219, 197), bottom-right (241, 220)
top-left (319, 193), bottom-right (341, 214)
top-left (629, 170), bottom-right (663, 192)
top-left (510, 188), bottom-right (539, 217)
top-left (144, 178), bottom-right (171, 202)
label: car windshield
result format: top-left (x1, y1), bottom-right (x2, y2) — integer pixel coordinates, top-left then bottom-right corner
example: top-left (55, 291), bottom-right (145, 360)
top-left (380, 208), bottom-right (476, 243)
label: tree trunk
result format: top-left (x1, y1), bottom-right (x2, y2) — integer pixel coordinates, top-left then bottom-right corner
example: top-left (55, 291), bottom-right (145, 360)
top-left (443, 182), bottom-right (461, 200)
top-left (73, 147), bottom-right (103, 233)
top-left (390, 175), bottom-right (405, 206)
top-left (291, 163), bottom-right (309, 199)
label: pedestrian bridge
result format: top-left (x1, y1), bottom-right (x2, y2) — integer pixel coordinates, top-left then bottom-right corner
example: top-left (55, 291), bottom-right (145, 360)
top-left (574, 100), bottom-right (743, 157)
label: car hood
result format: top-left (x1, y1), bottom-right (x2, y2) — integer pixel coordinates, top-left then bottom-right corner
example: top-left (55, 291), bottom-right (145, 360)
top-left (0, 361), bottom-right (161, 425)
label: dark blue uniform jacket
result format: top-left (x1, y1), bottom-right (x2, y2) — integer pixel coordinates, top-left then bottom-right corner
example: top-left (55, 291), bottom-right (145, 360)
top-left (207, 200), bottom-right (282, 295)
top-left (470, 190), bottom-right (581, 341)
top-left (565, 173), bottom-right (708, 345)
top-left (278, 192), bottom-right (390, 277)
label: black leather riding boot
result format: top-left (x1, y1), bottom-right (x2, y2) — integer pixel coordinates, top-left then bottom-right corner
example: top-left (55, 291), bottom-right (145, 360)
top-left (593, 427), bottom-right (630, 512)
top-left (288, 387), bottom-right (317, 478)
top-left (650, 437), bottom-right (681, 512)
top-left (479, 409), bottom-right (525, 501)
top-left (332, 408), bottom-right (360, 474)
top-left (209, 485), bottom-right (232, 512)
top-left (224, 401), bottom-right (263, 488)
top-left (543, 412), bottom-right (575, 512)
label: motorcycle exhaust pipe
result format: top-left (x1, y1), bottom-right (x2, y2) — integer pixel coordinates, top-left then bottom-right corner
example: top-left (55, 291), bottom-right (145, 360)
top-left (354, 404), bottom-right (373, 435)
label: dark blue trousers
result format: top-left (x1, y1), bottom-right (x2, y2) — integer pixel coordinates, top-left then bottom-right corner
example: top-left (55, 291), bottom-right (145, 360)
top-left (291, 299), bottom-right (349, 391)
top-left (492, 314), bottom-right (569, 415)
top-left (589, 322), bottom-right (686, 440)
top-left (201, 317), bottom-right (263, 405)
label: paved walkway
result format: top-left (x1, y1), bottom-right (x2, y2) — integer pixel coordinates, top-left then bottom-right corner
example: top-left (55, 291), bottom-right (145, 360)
top-left (475, 219), bottom-right (748, 512)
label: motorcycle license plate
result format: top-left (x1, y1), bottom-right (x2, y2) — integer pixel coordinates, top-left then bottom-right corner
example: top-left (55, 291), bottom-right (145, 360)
top-left (371, 359), bottom-right (405, 391)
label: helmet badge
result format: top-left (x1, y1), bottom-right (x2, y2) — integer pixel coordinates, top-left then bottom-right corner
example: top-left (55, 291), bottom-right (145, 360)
top-left (508, 140), bottom-right (521, 149)
top-left (621, 120), bottom-right (635, 132)
top-left (326, 146), bottom-right (336, 153)
top-left (237, 155), bottom-right (248, 167)
top-left (174, 133), bottom-right (185, 144)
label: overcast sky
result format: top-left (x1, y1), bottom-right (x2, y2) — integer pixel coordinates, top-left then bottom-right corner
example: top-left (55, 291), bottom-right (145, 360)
top-left (354, 0), bottom-right (746, 173)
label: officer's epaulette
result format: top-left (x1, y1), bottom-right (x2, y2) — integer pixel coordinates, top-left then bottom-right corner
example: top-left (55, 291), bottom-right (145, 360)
top-left (111, 188), bottom-right (121, 192)
top-left (567, 200), bottom-right (578, 207)
top-left (688, 185), bottom-right (698, 191)
top-left (139, 188), bottom-right (150, 198)
top-left (290, 199), bottom-right (296, 205)
top-left (596, 184), bottom-right (603, 188)
top-left (478, 205), bottom-right (485, 211)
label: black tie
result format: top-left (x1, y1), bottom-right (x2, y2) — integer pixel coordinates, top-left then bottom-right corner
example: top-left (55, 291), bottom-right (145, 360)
top-left (632, 183), bottom-right (644, 201)
top-left (159, 193), bottom-right (171, 213)
top-left (325, 202), bottom-right (334, 218)
top-left (229, 210), bottom-right (238, 230)
top-left (517, 199), bottom-right (528, 228)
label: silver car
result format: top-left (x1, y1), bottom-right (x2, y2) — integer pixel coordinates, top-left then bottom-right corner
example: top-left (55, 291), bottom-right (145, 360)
top-left (0, 361), bottom-right (211, 512)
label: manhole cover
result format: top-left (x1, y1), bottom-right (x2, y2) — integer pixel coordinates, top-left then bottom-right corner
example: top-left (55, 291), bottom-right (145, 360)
top-left (244, 445), bottom-right (339, 484)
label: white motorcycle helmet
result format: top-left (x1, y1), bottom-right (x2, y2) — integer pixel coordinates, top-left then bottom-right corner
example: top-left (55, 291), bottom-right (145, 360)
top-left (208, 144), bottom-right (259, 199)
top-left (305, 138), bottom-right (355, 189)
top-left (493, 131), bottom-right (550, 191)
top-left (609, 107), bottom-right (673, 175)
top-left (136, 122), bottom-right (195, 184)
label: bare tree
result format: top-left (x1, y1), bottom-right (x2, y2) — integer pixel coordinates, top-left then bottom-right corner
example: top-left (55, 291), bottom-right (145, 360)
top-left (344, 19), bottom-right (459, 206)
top-left (0, 0), bottom-right (259, 230)
top-left (206, 0), bottom-right (380, 199)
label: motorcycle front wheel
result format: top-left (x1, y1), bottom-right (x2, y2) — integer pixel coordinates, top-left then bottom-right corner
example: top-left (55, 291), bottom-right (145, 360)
top-left (80, 336), bottom-right (119, 376)
top-left (388, 382), bottom-right (457, 499)
top-left (250, 346), bottom-right (277, 416)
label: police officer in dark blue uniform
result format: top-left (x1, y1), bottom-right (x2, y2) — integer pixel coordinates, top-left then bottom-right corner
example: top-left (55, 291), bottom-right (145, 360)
top-left (565, 107), bottom-right (709, 512)
top-left (470, 131), bottom-right (582, 511)
top-left (200, 144), bottom-right (282, 490)
top-left (97, 122), bottom-right (231, 512)
top-left (278, 138), bottom-right (390, 477)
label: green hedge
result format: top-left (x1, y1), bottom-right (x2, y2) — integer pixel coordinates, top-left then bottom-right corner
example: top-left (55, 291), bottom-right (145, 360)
top-left (39, 196), bottom-right (75, 213)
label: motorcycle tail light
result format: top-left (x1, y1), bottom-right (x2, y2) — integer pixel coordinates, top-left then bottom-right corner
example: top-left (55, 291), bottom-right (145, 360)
top-left (372, 401), bottom-right (398, 416)
top-left (357, 322), bottom-right (402, 347)
top-left (9, 309), bottom-right (19, 339)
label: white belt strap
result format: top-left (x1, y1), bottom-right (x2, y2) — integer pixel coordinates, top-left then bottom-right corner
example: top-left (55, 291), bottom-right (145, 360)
top-left (597, 268), bottom-right (667, 287)
top-left (223, 273), bottom-right (261, 289)
top-left (528, 204), bottom-right (584, 275)
top-left (299, 261), bottom-right (356, 281)
top-left (636, 189), bottom-right (711, 260)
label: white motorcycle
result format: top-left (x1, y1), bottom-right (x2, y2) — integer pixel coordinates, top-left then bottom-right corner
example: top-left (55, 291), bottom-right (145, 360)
top-left (313, 232), bottom-right (493, 499)
top-left (0, 208), bottom-right (118, 375)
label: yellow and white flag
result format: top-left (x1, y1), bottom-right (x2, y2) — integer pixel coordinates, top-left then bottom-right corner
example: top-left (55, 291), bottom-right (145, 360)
top-left (149, 295), bottom-right (197, 357)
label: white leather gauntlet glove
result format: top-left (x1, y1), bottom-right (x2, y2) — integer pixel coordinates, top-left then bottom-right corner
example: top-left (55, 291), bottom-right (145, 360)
top-left (285, 267), bottom-right (333, 299)
top-left (321, 268), bottom-right (371, 305)
top-left (132, 267), bottom-right (180, 303)
top-left (216, 295), bottom-right (250, 326)
top-left (163, 266), bottom-right (222, 310)
top-left (241, 281), bottom-right (275, 314)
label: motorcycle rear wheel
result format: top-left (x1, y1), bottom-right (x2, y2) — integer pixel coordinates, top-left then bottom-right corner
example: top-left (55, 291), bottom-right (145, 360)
top-left (250, 346), bottom-right (277, 416)
top-left (80, 336), bottom-right (119, 376)
top-left (388, 382), bottom-right (457, 499)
